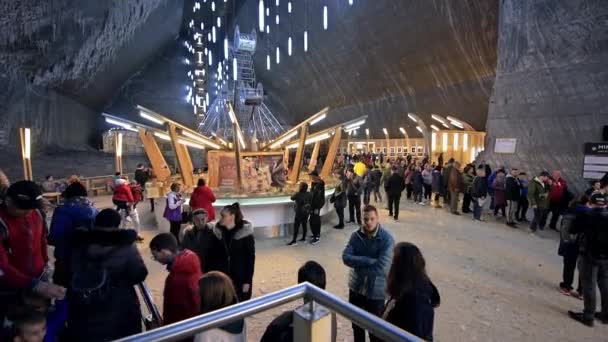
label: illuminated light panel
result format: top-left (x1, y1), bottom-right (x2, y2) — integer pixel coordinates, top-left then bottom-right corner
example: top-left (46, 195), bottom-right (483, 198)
top-left (463, 133), bottom-right (468, 151)
top-left (266, 24), bottom-right (270, 33)
top-left (383, 128), bottom-right (388, 136)
top-left (399, 127), bottom-right (406, 135)
top-left (211, 1), bottom-right (215, 11)
top-left (453, 133), bottom-right (459, 151)
top-left (449, 120), bottom-right (464, 129)
top-left (365, 128), bottom-right (369, 136)
top-left (23, 128), bottom-right (31, 159)
top-left (269, 130), bottom-right (298, 149)
top-left (224, 38), bottom-right (229, 59)
top-left (309, 113), bottom-right (326, 126)
top-left (430, 125), bottom-right (439, 131)
top-left (276, 46), bottom-right (280, 64)
top-left (304, 31), bottom-right (308, 52)
top-left (153, 132), bottom-right (171, 141)
top-left (105, 118), bottom-right (137, 132)
top-left (276, 14), bottom-right (279, 25)
top-left (178, 139), bottom-right (206, 150)
top-left (416, 126), bottom-right (423, 133)
top-left (431, 132), bottom-right (437, 151)
top-left (208, 51), bottom-right (213, 66)
top-left (266, 55), bottom-right (271, 70)
top-left (139, 111), bottom-right (165, 125)
top-left (233, 57), bottom-right (238, 80)
top-left (217, 17), bottom-right (221, 28)
top-left (288, 1), bottom-right (292, 13)
top-left (442, 123), bottom-right (450, 129)
top-left (181, 131), bottom-right (221, 149)
top-left (408, 113), bottom-right (417, 122)
top-left (442, 133), bottom-right (448, 152)
top-left (323, 6), bottom-right (328, 30)
top-left (212, 26), bottom-right (216, 43)
top-left (288, 36), bottom-right (292, 56)
top-left (286, 132), bottom-right (331, 149)
top-left (344, 120), bottom-right (366, 130)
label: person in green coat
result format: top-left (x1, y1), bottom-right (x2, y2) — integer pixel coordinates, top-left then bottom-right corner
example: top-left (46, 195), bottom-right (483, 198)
top-left (528, 171), bottom-right (551, 232)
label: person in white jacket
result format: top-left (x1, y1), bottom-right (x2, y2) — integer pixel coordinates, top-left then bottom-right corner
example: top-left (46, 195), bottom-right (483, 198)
top-left (195, 271), bottom-right (246, 342)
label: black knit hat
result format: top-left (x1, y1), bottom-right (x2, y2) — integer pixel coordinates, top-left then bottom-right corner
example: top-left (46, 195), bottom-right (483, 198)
top-left (6, 181), bottom-right (42, 210)
top-left (62, 182), bottom-right (88, 199)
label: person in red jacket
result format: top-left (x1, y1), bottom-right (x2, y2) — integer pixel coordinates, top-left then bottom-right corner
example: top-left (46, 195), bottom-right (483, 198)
top-left (112, 178), bottom-right (134, 216)
top-left (0, 181), bottom-right (66, 323)
top-left (548, 170), bottom-right (568, 231)
top-left (150, 233), bottom-right (202, 327)
top-left (189, 178), bottom-right (217, 221)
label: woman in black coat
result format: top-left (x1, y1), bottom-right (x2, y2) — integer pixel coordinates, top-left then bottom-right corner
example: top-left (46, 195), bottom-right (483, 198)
top-left (205, 203), bottom-right (256, 301)
top-left (373, 242), bottom-right (440, 342)
top-left (68, 209), bottom-right (148, 342)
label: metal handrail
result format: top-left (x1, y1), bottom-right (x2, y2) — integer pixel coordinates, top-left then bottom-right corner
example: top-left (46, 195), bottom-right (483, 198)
top-left (137, 283), bottom-right (163, 327)
top-left (116, 282), bottom-right (423, 342)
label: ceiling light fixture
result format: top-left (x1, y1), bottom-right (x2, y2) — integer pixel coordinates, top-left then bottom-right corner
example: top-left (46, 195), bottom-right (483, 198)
top-left (309, 113), bottom-right (326, 126)
top-left (139, 111), bottom-right (165, 125)
top-left (407, 113), bottom-right (417, 122)
top-left (430, 125), bottom-right (439, 131)
top-left (323, 6), bottom-right (328, 30)
top-left (258, 0), bottom-right (265, 32)
top-left (153, 132), bottom-right (171, 141)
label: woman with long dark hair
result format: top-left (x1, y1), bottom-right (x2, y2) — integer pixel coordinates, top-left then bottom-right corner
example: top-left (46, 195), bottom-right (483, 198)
top-left (205, 203), bottom-right (256, 301)
top-left (194, 271), bottom-right (246, 341)
top-left (373, 242), bottom-right (440, 342)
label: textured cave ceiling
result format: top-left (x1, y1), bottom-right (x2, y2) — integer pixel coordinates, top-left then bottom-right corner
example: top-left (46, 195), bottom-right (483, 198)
top-left (1, 0), bottom-right (498, 139)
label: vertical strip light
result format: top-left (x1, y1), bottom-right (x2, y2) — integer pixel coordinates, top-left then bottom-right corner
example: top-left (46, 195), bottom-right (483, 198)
top-left (288, 36), bottom-right (292, 56)
top-left (288, 1), bottom-right (292, 13)
top-left (258, 0), bottom-right (265, 32)
top-left (208, 50), bottom-right (213, 66)
top-left (267, 54), bottom-right (271, 70)
top-left (453, 133), bottom-right (459, 151)
top-left (224, 38), bottom-right (229, 59)
top-left (217, 17), bottom-right (221, 28)
top-left (463, 133), bottom-right (469, 151)
top-left (24, 128), bottom-right (31, 159)
top-left (431, 132), bottom-right (437, 152)
top-left (233, 57), bottom-right (238, 81)
top-left (323, 6), bottom-right (328, 30)
top-left (276, 46), bottom-right (280, 64)
top-left (304, 31), bottom-right (308, 52)
top-left (442, 133), bottom-right (448, 152)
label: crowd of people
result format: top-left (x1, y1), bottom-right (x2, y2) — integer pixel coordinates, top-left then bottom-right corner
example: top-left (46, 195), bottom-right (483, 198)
top-left (1, 150), bottom-right (607, 341)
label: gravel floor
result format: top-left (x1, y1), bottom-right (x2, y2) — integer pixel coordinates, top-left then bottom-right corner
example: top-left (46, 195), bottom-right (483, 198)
top-left (92, 195), bottom-right (608, 341)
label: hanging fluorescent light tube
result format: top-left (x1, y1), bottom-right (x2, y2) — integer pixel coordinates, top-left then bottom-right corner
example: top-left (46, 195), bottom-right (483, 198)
top-left (431, 114), bottom-right (446, 124)
top-left (258, 0), bottom-right (265, 32)
top-left (116, 133), bottom-right (123, 157)
top-left (139, 111), bottom-right (165, 125)
top-left (178, 139), bottom-right (206, 150)
top-left (288, 1), bottom-right (292, 13)
top-left (344, 120), bottom-right (366, 130)
top-left (212, 26), bottom-right (216, 43)
top-left (266, 24), bottom-right (270, 33)
top-left (383, 128), bottom-right (388, 136)
top-left (286, 132), bottom-right (332, 149)
top-left (304, 31), bottom-right (308, 52)
top-left (345, 126), bottom-right (360, 134)
top-left (407, 113), bottom-right (417, 122)
top-left (323, 6), bottom-right (328, 30)
top-left (266, 55), bottom-right (271, 70)
top-left (416, 126), bottom-right (423, 133)
top-left (153, 132), bottom-right (171, 141)
top-left (309, 113), bottom-right (326, 126)
top-left (211, 1), bottom-right (215, 11)
top-left (449, 120), bottom-right (464, 129)
top-left (217, 17), bottom-right (221, 28)
top-left (430, 125), bottom-right (439, 131)
top-left (182, 131), bottom-right (221, 149)
top-left (442, 123), bottom-right (450, 129)
top-left (208, 51), bottom-right (213, 66)
top-left (276, 14), bottom-right (279, 25)
top-left (399, 127), bottom-right (406, 135)
top-left (288, 36), bottom-right (292, 56)
top-left (365, 128), bottom-right (369, 136)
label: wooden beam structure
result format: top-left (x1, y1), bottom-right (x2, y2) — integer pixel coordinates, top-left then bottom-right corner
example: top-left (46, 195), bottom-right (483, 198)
top-left (308, 141), bottom-right (321, 172)
top-left (138, 128), bottom-right (171, 182)
top-left (289, 124), bottom-right (309, 182)
top-left (168, 124), bottom-right (195, 187)
top-left (320, 128), bottom-right (342, 179)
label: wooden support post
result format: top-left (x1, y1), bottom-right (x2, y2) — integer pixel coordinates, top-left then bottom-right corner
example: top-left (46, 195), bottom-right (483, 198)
top-left (168, 124), bottom-right (195, 187)
top-left (19, 128), bottom-right (33, 181)
top-left (114, 132), bottom-right (123, 175)
top-left (233, 122), bottom-right (243, 193)
top-left (289, 124), bottom-right (309, 182)
top-left (320, 128), bottom-right (342, 179)
top-left (138, 128), bottom-right (171, 182)
top-left (308, 141), bottom-right (321, 172)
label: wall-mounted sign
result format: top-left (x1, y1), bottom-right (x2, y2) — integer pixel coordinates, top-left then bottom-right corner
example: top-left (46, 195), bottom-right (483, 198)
top-left (583, 143), bottom-right (608, 180)
top-left (494, 138), bottom-right (517, 154)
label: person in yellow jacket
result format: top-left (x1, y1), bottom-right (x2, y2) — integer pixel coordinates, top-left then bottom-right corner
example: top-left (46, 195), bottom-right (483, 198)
top-left (353, 157), bottom-right (367, 178)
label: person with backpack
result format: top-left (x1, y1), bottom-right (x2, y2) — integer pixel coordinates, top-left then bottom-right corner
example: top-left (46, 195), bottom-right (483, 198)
top-left (150, 233), bottom-right (202, 327)
top-left (48, 182), bottom-right (98, 287)
top-left (181, 209), bottom-right (213, 273)
top-left (0, 181), bottom-right (66, 327)
top-left (568, 193), bottom-right (608, 326)
top-left (67, 208), bottom-right (148, 341)
top-left (288, 182), bottom-right (312, 246)
top-left (309, 171), bottom-right (325, 245)
top-left (330, 185), bottom-right (347, 229)
top-left (558, 196), bottom-right (589, 298)
top-left (205, 203), bottom-right (255, 302)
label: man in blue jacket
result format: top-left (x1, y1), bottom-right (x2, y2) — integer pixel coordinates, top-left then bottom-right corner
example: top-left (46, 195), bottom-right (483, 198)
top-left (342, 205), bottom-right (395, 342)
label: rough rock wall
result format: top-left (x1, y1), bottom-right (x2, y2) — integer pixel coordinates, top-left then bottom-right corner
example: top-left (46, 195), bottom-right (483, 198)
top-left (0, 0), bottom-right (183, 152)
top-left (480, 0), bottom-right (608, 192)
top-left (235, 0), bottom-right (498, 138)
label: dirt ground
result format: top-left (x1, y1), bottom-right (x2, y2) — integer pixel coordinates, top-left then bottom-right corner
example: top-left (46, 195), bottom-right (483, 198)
top-left (92, 196), bottom-right (607, 341)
